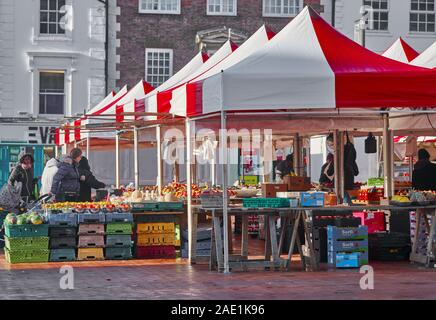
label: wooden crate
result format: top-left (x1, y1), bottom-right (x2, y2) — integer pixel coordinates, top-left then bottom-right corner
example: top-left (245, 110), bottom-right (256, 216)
top-left (77, 248), bottom-right (104, 261)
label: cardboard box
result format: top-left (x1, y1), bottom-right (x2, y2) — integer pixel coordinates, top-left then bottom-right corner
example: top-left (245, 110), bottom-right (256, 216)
top-left (327, 226), bottom-right (368, 241)
top-left (328, 250), bottom-right (368, 266)
top-left (328, 238), bottom-right (369, 252)
top-left (353, 211), bottom-right (386, 234)
top-left (283, 176), bottom-right (312, 191)
top-left (300, 192), bottom-right (325, 207)
top-left (261, 183), bottom-right (288, 198)
top-left (324, 193), bottom-right (338, 206)
top-left (335, 253), bottom-right (361, 268)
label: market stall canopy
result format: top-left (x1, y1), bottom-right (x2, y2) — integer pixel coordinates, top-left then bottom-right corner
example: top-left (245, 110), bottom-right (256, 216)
top-left (411, 40), bottom-right (436, 68)
top-left (179, 6), bottom-right (436, 118)
top-left (55, 86), bottom-right (129, 145)
top-left (382, 38), bottom-right (419, 63)
top-left (125, 51), bottom-right (209, 121)
top-left (170, 25), bottom-right (275, 117)
top-left (146, 40), bottom-right (239, 118)
top-left (394, 136), bottom-right (436, 143)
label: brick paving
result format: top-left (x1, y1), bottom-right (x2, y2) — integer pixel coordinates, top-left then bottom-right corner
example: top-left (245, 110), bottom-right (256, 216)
top-left (1, 253), bottom-right (436, 300)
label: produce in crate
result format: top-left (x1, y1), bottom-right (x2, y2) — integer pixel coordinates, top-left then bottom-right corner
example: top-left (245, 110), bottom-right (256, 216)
top-left (4, 213), bottom-right (17, 225)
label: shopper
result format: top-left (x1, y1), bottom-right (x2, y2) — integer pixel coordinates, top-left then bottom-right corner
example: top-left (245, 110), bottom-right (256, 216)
top-left (77, 156), bottom-right (106, 202)
top-left (8, 153), bottom-right (37, 203)
top-left (50, 155), bottom-right (80, 202)
top-left (319, 153), bottom-right (334, 185)
top-left (412, 148), bottom-right (436, 191)
top-left (40, 158), bottom-right (59, 196)
top-left (343, 135), bottom-right (359, 190)
top-left (276, 154), bottom-right (294, 179)
top-left (70, 147), bottom-right (83, 165)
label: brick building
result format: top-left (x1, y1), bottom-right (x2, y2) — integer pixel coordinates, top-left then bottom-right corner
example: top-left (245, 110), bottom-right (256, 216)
top-left (115, 0), bottom-right (323, 89)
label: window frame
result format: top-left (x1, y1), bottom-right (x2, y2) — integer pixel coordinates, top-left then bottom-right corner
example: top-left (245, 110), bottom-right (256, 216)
top-left (262, 0), bottom-right (303, 18)
top-left (38, 70), bottom-right (66, 116)
top-left (207, 0), bottom-right (238, 16)
top-left (138, 0), bottom-right (181, 14)
top-left (410, 0), bottom-right (436, 33)
top-left (144, 48), bottom-right (174, 88)
top-left (363, 0), bottom-right (389, 32)
top-left (39, 0), bottom-right (67, 36)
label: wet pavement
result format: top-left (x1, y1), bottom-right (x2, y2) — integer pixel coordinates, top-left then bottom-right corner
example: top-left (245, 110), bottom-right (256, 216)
top-left (1, 254), bottom-right (436, 300)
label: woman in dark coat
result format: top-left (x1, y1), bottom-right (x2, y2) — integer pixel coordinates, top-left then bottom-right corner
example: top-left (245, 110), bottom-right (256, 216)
top-left (343, 138), bottom-right (359, 190)
top-left (412, 149), bottom-right (436, 191)
top-left (77, 156), bottom-right (106, 202)
top-left (319, 153), bottom-right (334, 185)
top-left (8, 153), bottom-right (37, 202)
top-left (50, 155), bottom-right (80, 202)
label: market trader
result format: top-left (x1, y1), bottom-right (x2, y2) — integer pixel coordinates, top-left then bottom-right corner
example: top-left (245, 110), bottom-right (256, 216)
top-left (412, 148), bottom-right (436, 191)
top-left (276, 154), bottom-right (294, 180)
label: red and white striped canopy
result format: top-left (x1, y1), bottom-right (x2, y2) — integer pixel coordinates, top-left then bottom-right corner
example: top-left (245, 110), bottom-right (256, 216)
top-left (177, 6), bottom-right (436, 118)
top-left (382, 38), bottom-right (419, 63)
top-left (394, 136), bottom-right (436, 143)
top-left (127, 51), bottom-right (209, 121)
top-left (411, 40), bottom-right (436, 68)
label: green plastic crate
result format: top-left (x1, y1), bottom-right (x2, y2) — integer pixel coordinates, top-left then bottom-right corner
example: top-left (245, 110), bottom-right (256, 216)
top-left (50, 249), bottom-right (76, 262)
top-left (157, 202), bottom-right (184, 211)
top-left (4, 248), bottom-right (49, 264)
top-left (5, 236), bottom-right (49, 250)
top-left (106, 223), bottom-right (133, 235)
top-left (130, 202), bottom-right (158, 212)
top-left (243, 198), bottom-right (290, 208)
top-left (105, 247), bottom-right (132, 260)
top-left (4, 224), bottom-right (49, 238)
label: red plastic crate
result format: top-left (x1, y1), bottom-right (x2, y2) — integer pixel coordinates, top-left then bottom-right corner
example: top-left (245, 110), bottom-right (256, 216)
top-left (136, 245), bottom-right (176, 259)
top-left (353, 211), bottom-right (386, 234)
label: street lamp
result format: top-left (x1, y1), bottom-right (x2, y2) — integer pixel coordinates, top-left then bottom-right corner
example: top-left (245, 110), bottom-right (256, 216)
top-left (354, 5), bottom-right (374, 47)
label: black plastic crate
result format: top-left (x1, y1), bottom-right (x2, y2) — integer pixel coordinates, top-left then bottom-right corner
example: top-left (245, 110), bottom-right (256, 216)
top-left (50, 249), bottom-right (76, 262)
top-left (49, 237), bottom-right (77, 249)
top-left (334, 217), bottom-right (361, 228)
top-left (49, 227), bottom-right (77, 238)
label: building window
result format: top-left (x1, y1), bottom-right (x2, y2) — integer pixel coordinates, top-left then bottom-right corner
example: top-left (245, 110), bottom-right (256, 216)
top-left (263, 0), bottom-right (301, 17)
top-left (145, 49), bottom-right (173, 87)
top-left (39, 71), bottom-right (65, 115)
top-left (410, 0), bottom-right (435, 32)
top-left (40, 0), bottom-right (66, 34)
top-left (138, 0), bottom-right (181, 14)
top-left (207, 0), bottom-right (237, 16)
top-left (364, 0), bottom-right (389, 31)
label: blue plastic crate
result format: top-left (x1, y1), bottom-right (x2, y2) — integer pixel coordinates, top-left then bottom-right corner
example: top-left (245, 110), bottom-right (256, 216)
top-left (328, 238), bottom-right (368, 252)
top-left (181, 249), bottom-right (211, 258)
top-left (77, 213), bottom-right (105, 224)
top-left (328, 249), bottom-right (368, 266)
top-left (50, 248), bottom-right (76, 262)
top-left (300, 192), bottom-right (325, 207)
top-left (335, 253), bottom-right (360, 268)
top-left (182, 240), bottom-right (212, 250)
top-left (48, 213), bottom-right (78, 227)
top-left (327, 226), bottom-right (368, 241)
top-left (105, 212), bottom-right (133, 223)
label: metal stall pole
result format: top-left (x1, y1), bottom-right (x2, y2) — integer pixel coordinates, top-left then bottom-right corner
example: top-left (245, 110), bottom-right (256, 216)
top-left (333, 130), bottom-right (340, 202)
top-left (220, 111), bottom-right (230, 273)
top-left (86, 136), bottom-right (90, 159)
top-left (339, 132), bottom-right (345, 202)
top-left (186, 119), bottom-right (194, 264)
top-left (133, 126), bottom-right (140, 189)
top-left (156, 126), bottom-right (164, 195)
top-left (293, 134), bottom-right (300, 175)
top-left (115, 132), bottom-right (121, 189)
top-left (389, 128), bottom-right (395, 197)
top-left (382, 114), bottom-right (392, 198)
top-left (54, 145), bottom-right (59, 159)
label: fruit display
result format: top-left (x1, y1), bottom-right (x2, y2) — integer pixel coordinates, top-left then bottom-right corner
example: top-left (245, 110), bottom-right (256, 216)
top-left (42, 202), bottom-right (131, 213)
top-left (391, 195), bottom-right (411, 203)
top-left (409, 190), bottom-right (436, 204)
top-left (4, 212), bottom-right (46, 225)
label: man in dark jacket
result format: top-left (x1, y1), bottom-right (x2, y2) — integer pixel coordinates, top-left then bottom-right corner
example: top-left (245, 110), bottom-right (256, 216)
top-left (77, 156), bottom-right (106, 202)
top-left (412, 149), bottom-right (436, 191)
top-left (50, 155), bottom-right (80, 202)
top-left (276, 154), bottom-right (294, 179)
top-left (8, 153), bottom-right (37, 202)
top-left (343, 138), bottom-right (359, 190)
top-left (319, 153), bottom-right (334, 185)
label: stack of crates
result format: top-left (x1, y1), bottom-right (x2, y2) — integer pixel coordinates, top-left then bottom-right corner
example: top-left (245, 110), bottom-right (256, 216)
top-left (0, 211), bottom-right (7, 249)
top-left (77, 213), bottom-right (105, 261)
top-left (48, 213), bottom-right (78, 262)
top-left (105, 212), bottom-right (134, 260)
top-left (327, 226), bottom-right (368, 268)
top-left (181, 227), bottom-right (212, 258)
top-left (136, 220), bottom-right (176, 259)
top-left (4, 222), bottom-right (50, 263)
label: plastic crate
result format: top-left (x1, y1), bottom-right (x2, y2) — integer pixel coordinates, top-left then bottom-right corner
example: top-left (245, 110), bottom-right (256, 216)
top-left (49, 237), bottom-right (76, 249)
top-left (135, 214), bottom-right (177, 223)
top-left (157, 202), bottom-right (184, 211)
top-left (181, 249), bottom-right (211, 258)
top-left (48, 213), bottom-right (78, 227)
top-left (137, 233), bottom-right (175, 246)
top-left (200, 194), bottom-right (223, 208)
top-left (137, 222), bottom-right (175, 234)
top-left (106, 234), bottom-right (132, 247)
top-left (77, 248), bottom-right (104, 261)
top-left (77, 213), bottom-right (105, 224)
top-left (78, 235), bottom-right (105, 248)
top-left (105, 212), bottom-right (133, 223)
top-left (130, 202), bottom-right (158, 212)
top-left (181, 227), bottom-right (212, 241)
top-left (5, 236), bottom-right (49, 250)
top-left (243, 198), bottom-right (290, 208)
top-left (105, 247), bottom-right (132, 260)
top-left (106, 223), bottom-right (133, 235)
top-left (4, 224), bottom-right (49, 238)
top-left (4, 248), bottom-right (49, 264)
top-left (50, 248), bottom-right (76, 262)
top-left (136, 245), bottom-right (176, 259)
top-left (49, 227), bottom-right (77, 238)
top-left (78, 223), bottom-right (105, 235)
